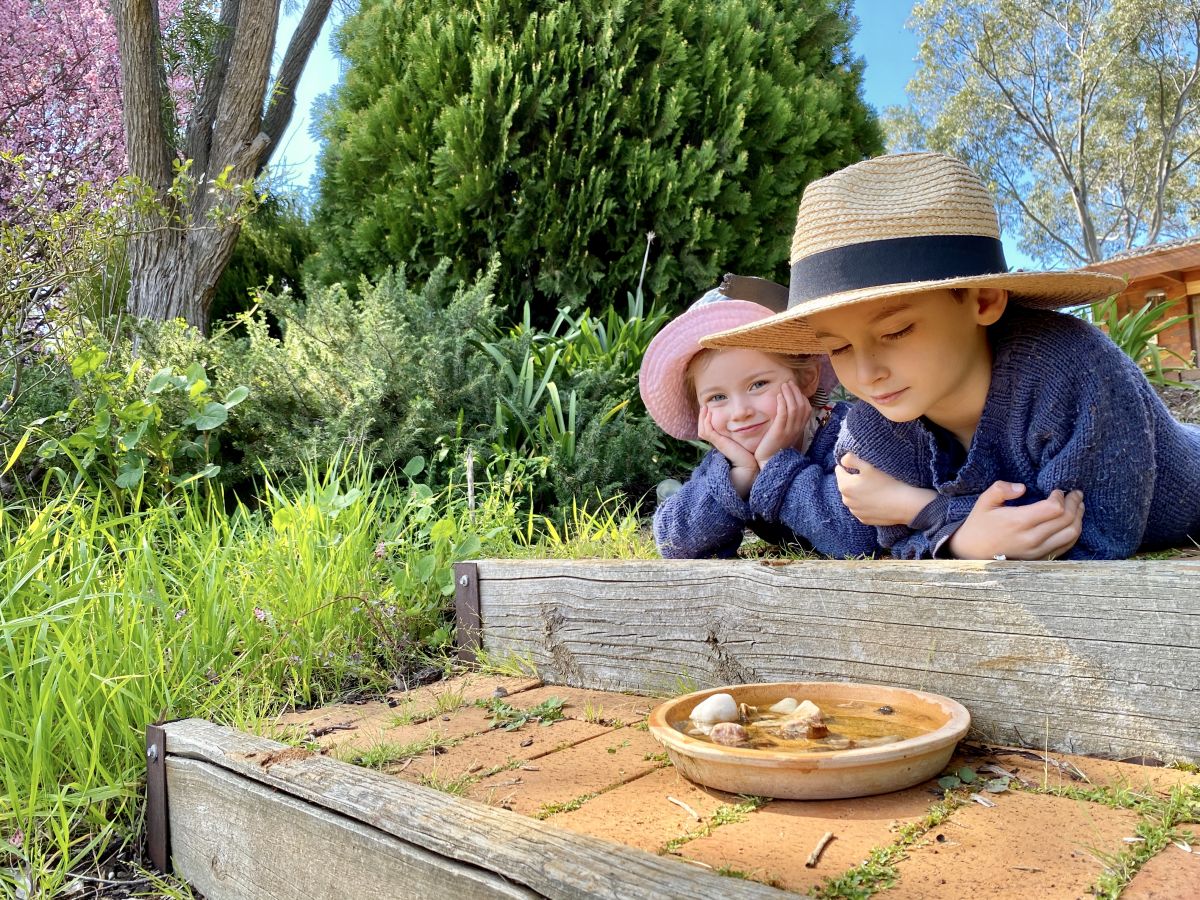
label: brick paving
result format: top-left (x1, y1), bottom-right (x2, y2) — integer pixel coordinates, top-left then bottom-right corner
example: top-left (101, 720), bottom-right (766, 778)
top-left (277, 675), bottom-right (1200, 898)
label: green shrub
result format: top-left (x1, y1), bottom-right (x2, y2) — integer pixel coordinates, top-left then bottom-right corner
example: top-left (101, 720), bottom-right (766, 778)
top-left (311, 0), bottom-right (882, 321)
top-left (133, 261), bottom-right (505, 487)
top-left (1090, 295), bottom-right (1197, 388)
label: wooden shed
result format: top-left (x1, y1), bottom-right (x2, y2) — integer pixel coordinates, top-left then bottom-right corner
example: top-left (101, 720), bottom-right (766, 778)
top-left (1084, 236), bottom-right (1200, 378)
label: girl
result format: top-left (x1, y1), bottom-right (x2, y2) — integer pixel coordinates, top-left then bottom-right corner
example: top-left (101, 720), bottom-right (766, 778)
top-left (640, 281), bottom-right (931, 558)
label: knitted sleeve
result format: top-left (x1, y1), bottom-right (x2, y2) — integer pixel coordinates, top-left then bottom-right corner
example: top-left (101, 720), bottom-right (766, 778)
top-left (652, 449), bottom-right (751, 559)
top-left (749, 404), bottom-right (880, 558)
top-left (834, 404), bottom-right (947, 558)
top-left (1025, 345), bottom-right (1158, 559)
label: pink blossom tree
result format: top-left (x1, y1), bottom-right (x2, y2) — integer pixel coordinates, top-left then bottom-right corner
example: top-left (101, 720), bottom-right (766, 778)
top-left (0, 0), bottom-right (125, 217)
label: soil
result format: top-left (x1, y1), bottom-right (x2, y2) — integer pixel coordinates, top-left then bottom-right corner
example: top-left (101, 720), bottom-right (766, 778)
top-left (275, 674), bottom-right (1199, 900)
top-left (1155, 381), bottom-right (1200, 423)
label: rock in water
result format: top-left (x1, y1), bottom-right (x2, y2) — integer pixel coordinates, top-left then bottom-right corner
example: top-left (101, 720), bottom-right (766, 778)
top-left (710, 722), bottom-right (749, 746)
top-left (690, 693), bottom-right (739, 725)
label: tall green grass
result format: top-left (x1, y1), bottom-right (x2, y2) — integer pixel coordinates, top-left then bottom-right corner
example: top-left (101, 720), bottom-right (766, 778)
top-left (0, 458), bottom-right (523, 897)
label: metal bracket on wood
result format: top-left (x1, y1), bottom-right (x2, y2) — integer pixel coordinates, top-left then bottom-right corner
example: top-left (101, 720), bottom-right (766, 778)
top-left (453, 561), bottom-right (481, 663)
top-left (145, 723), bottom-right (171, 874)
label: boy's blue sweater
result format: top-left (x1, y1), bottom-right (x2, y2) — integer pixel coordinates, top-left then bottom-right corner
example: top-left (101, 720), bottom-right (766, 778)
top-left (836, 305), bottom-right (1200, 559)
top-left (653, 403), bottom-right (880, 559)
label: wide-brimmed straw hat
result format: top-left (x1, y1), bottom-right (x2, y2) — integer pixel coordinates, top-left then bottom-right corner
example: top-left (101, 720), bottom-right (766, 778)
top-left (701, 152), bottom-right (1126, 354)
top-left (640, 276), bottom-right (790, 441)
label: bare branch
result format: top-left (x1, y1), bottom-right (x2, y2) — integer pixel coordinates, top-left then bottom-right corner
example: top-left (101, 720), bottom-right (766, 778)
top-left (260, 0), bottom-right (335, 166)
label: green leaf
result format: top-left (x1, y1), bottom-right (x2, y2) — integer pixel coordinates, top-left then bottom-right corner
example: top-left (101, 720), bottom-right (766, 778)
top-left (146, 369), bottom-right (174, 394)
top-left (957, 767), bottom-right (978, 784)
top-left (414, 553), bottom-right (438, 583)
top-left (70, 348), bottom-right (106, 378)
top-left (2, 429), bottom-right (32, 475)
top-left (430, 517), bottom-right (456, 543)
top-left (454, 534), bottom-right (482, 559)
top-left (982, 778), bottom-right (1010, 793)
top-left (403, 456), bottom-right (425, 477)
top-left (223, 385), bottom-right (250, 408)
top-left (118, 420), bottom-right (149, 451)
top-left (116, 460), bottom-right (145, 488)
top-left (937, 775), bottom-right (961, 791)
top-left (192, 402), bottom-right (228, 431)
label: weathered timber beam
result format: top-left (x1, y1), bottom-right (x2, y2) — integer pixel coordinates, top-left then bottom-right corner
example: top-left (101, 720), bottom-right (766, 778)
top-left (161, 719), bottom-right (791, 900)
top-left (467, 559), bottom-right (1200, 761)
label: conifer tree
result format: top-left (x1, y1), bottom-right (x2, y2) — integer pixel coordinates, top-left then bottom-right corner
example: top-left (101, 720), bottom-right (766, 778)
top-left (312, 0), bottom-right (882, 318)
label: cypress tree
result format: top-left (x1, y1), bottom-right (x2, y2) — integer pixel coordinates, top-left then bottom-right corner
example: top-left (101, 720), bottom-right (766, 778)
top-left (312, 0), bottom-right (882, 319)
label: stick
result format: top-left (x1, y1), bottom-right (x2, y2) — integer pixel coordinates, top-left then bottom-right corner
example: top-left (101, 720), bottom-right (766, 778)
top-left (805, 831), bottom-right (835, 868)
top-left (667, 795), bottom-right (701, 821)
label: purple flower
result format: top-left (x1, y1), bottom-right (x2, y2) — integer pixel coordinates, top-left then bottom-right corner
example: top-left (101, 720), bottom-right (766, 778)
top-left (174, 609), bottom-right (186, 621)
top-left (253, 606), bottom-right (268, 623)
top-left (8, 829), bottom-right (22, 848)
top-left (374, 541), bottom-right (387, 559)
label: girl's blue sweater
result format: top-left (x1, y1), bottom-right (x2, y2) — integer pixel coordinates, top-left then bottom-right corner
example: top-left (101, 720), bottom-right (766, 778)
top-left (653, 403), bottom-right (881, 559)
top-left (836, 305), bottom-right (1200, 559)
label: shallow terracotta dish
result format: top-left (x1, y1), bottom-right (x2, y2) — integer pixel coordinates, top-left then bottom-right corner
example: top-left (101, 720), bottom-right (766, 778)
top-left (648, 681), bottom-right (970, 800)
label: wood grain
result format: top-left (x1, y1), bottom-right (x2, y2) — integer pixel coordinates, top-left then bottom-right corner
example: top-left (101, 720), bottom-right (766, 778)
top-left (168, 756), bottom-right (537, 900)
top-left (163, 719), bottom-right (791, 899)
top-left (469, 558), bottom-right (1200, 760)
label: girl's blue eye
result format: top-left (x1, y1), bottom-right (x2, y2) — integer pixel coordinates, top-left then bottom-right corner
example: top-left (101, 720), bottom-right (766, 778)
top-left (749, 380), bottom-right (768, 390)
top-left (883, 324), bottom-right (914, 341)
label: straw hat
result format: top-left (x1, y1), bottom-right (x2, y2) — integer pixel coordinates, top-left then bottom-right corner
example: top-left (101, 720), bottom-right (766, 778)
top-left (640, 277), bottom-right (790, 441)
top-left (701, 152), bottom-right (1126, 354)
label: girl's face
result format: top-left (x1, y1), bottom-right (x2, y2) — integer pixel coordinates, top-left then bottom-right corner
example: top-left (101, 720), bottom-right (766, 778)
top-left (691, 348), bottom-right (804, 455)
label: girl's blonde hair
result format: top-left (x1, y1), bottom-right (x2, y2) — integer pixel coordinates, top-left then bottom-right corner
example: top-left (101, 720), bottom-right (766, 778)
top-left (684, 348), bottom-right (821, 407)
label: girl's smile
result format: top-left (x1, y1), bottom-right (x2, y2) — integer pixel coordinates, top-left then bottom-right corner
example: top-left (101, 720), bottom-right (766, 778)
top-left (691, 348), bottom-right (800, 455)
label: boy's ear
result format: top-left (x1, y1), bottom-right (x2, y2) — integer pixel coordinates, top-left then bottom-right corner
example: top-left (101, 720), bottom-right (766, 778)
top-left (973, 288), bottom-right (1008, 326)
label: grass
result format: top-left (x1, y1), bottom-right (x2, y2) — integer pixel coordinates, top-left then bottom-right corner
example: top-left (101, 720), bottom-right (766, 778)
top-left (811, 798), bottom-right (960, 900)
top-left (350, 735), bottom-right (449, 770)
top-left (0, 456), bottom-right (556, 897)
top-left (660, 796), bottom-right (770, 854)
top-left (1025, 781), bottom-right (1200, 898)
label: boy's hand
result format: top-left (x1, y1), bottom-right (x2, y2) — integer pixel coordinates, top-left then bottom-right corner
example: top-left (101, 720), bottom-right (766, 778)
top-left (947, 482), bottom-right (1084, 560)
top-left (698, 407), bottom-right (758, 499)
top-left (836, 452), bottom-right (939, 526)
top-left (754, 382), bottom-right (812, 465)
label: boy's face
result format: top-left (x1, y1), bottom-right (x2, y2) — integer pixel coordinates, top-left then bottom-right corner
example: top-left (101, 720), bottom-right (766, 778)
top-left (691, 348), bottom-right (804, 455)
top-left (805, 289), bottom-right (1006, 434)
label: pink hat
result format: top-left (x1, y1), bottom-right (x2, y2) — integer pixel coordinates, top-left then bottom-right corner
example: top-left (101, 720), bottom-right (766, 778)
top-left (640, 295), bottom-right (779, 441)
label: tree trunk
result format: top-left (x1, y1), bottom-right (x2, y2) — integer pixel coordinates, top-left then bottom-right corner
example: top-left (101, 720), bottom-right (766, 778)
top-left (114, 0), bottom-right (333, 332)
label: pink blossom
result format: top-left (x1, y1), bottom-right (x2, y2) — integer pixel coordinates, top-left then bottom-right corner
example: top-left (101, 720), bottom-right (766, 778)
top-left (0, 0), bottom-right (193, 218)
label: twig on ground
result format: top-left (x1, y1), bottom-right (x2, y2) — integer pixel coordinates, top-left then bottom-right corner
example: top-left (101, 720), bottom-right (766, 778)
top-left (805, 831), bottom-right (836, 867)
top-left (667, 795), bottom-right (702, 821)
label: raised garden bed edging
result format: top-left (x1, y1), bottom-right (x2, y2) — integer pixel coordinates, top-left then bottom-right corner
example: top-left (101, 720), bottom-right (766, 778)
top-left (455, 558), bottom-right (1200, 761)
top-left (156, 718), bottom-right (792, 900)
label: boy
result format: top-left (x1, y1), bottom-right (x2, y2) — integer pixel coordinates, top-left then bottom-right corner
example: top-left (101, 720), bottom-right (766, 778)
top-left (702, 152), bottom-right (1200, 559)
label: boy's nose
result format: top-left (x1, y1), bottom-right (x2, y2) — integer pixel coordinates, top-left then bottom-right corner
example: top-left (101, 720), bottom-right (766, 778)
top-left (856, 353), bottom-right (887, 384)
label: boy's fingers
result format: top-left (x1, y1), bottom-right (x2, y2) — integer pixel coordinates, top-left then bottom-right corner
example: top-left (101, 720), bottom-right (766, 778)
top-left (978, 480), bottom-right (1025, 509)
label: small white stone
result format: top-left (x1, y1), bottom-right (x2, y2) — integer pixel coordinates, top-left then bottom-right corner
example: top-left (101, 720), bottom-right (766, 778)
top-left (768, 697), bottom-right (799, 714)
top-left (689, 692), bottom-right (739, 725)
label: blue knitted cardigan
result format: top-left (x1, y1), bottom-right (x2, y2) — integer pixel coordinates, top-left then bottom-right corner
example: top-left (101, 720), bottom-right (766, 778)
top-left (835, 305), bottom-right (1200, 559)
top-left (653, 402), bottom-right (881, 559)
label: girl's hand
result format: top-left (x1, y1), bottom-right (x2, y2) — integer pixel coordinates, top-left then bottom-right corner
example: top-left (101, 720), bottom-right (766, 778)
top-left (947, 482), bottom-right (1084, 560)
top-left (836, 452), bottom-right (939, 526)
top-left (754, 381), bottom-right (812, 466)
top-left (698, 407), bottom-right (758, 499)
